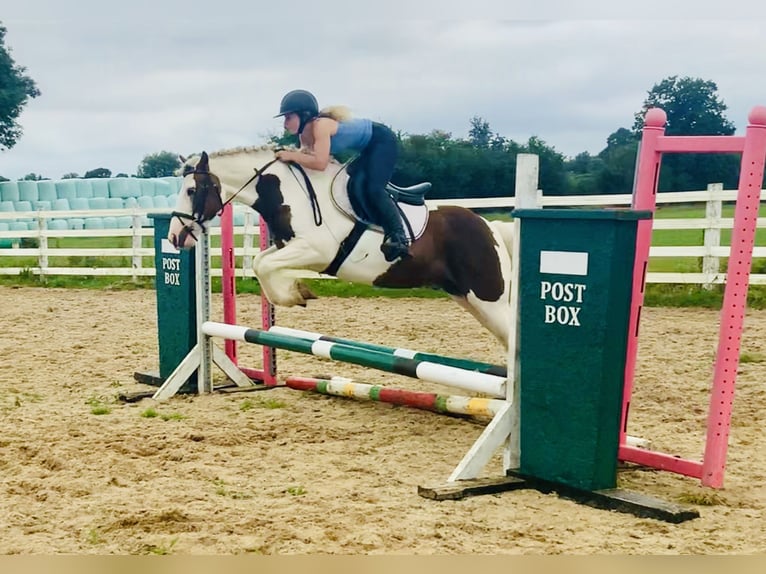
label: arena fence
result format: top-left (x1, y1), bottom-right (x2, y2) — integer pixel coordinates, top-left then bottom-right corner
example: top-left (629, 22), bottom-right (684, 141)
top-left (1, 183), bottom-right (765, 286)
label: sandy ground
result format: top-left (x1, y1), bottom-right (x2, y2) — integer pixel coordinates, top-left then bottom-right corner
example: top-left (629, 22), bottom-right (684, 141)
top-left (0, 285), bottom-right (764, 555)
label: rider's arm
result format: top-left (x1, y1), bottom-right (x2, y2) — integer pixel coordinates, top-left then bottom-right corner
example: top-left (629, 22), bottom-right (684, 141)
top-left (277, 118), bottom-right (333, 171)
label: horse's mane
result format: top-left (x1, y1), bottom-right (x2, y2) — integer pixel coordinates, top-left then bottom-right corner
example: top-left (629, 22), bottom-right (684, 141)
top-left (208, 143), bottom-right (281, 158)
top-left (178, 143), bottom-right (343, 174)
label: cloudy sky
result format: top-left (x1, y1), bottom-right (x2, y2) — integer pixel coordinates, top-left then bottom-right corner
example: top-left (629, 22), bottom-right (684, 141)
top-left (1, 1), bottom-right (765, 180)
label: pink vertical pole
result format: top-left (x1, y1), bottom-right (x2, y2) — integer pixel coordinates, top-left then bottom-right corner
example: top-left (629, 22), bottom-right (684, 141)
top-left (259, 216), bottom-right (278, 385)
top-left (221, 202), bottom-right (237, 362)
top-left (226, 212), bottom-right (278, 385)
top-left (702, 106), bottom-right (766, 487)
top-left (621, 108), bottom-right (666, 447)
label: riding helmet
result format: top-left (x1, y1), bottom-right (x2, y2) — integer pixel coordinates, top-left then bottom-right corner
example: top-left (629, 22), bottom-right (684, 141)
top-left (275, 89), bottom-right (319, 134)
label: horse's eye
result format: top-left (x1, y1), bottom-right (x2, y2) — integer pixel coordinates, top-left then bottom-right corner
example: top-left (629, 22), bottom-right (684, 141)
top-left (186, 187), bottom-right (196, 196)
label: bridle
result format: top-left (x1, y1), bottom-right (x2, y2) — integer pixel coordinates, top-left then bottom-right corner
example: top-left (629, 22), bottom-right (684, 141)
top-left (171, 157), bottom-right (281, 247)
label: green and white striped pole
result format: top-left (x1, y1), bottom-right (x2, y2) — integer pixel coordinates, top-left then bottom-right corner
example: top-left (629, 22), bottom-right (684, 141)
top-left (269, 325), bottom-right (506, 376)
top-left (202, 321), bottom-right (505, 397)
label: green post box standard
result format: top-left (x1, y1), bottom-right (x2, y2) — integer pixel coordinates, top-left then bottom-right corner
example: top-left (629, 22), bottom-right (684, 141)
top-left (512, 208), bottom-right (651, 491)
top-left (146, 213), bottom-right (197, 393)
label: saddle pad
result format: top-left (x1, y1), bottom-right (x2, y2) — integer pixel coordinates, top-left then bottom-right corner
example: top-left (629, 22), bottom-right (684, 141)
top-left (330, 175), bottom-right (429, 242)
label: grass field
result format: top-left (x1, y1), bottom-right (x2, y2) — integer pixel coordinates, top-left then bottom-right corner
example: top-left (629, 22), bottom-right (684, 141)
top-left (3, 203), bottom-right (766, 308)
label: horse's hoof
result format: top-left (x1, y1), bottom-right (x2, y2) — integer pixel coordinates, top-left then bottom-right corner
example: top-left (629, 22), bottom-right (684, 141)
top-left (296, 282), bottom-right (318, 300)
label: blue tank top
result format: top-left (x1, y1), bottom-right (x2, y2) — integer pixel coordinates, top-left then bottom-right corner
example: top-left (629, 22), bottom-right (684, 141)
top-left (330, 118), bottom-right (373, 154)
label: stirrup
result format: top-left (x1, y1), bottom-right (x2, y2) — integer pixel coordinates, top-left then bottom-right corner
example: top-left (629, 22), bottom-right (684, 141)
top-left (382, 234), bottom-right (408, 248)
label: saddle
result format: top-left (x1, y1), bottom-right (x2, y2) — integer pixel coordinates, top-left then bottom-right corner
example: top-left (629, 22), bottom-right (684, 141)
top-left (385, 181), bottom-right (432, 206)
top-left (330, 162), bottom-right (431, 242)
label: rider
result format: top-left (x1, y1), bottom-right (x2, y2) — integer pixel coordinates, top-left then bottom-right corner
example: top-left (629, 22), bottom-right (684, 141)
top-left (273, 89), bottom-right (411, 262)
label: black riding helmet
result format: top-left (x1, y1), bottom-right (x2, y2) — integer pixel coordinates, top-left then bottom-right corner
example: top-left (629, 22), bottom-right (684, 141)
top-left (275, 89), bottom-right (319, 135)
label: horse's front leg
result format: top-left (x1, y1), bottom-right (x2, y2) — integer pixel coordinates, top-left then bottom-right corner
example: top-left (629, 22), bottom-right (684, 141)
top-left (253, 239), bottom-right (325, 307)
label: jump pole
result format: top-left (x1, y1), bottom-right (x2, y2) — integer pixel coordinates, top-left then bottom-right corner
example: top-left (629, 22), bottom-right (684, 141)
top-left (285, 376), bottom-right (506, 418)
top-left (269, 326), bottom-right (506, 376)
top-left (201, 321), bottom-right (506, 397)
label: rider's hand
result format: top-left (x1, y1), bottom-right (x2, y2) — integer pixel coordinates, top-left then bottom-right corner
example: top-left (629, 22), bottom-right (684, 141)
top-left (276, 150), bottom-right (293, 162)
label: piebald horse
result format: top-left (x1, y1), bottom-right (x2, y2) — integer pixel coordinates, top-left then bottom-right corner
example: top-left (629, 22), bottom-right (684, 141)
top-left (168, 145), bottom-right (514, 347)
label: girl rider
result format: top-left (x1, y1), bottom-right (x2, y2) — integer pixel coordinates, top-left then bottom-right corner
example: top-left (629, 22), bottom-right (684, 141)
top-left (274, 89), bottom-right (410, 262)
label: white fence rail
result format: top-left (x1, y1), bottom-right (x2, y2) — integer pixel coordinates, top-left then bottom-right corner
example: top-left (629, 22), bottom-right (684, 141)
top-left (1, 184), bottom-right (765, 286)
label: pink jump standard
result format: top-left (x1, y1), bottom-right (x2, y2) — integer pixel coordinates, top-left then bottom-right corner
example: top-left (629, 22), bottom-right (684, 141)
top-left (220, 205), bottom-right (277, 386)
top-left (622, 106), bottom-right (766, 488)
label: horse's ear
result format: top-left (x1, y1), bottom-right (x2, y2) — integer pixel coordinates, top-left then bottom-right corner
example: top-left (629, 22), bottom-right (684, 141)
top-left (197, 151), bottom-right (210, 173)
top-left (179, 154), bottom-right (187, 163)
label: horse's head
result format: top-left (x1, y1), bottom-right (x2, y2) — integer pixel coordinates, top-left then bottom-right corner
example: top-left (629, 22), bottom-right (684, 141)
top-left (167, 144), bottom-right (323, 250)
top-left (168, 151), bottom-right (224, 249)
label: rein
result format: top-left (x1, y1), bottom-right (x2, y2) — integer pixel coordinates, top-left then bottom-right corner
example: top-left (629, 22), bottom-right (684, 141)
top-left (221, 157), bottom-right (281, 210)
top-left (223, 157), bottom-right (322, 227)
top-left (289, 163), bottom-right (322, 226)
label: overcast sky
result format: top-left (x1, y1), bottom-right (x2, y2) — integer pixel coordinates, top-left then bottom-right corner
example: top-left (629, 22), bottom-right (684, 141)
top-left (1, 1), bottom-right (765, 180)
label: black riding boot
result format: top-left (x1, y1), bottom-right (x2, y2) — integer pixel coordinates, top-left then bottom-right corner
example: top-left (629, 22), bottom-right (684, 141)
top-left (377, 195), bottom-right (411, 262)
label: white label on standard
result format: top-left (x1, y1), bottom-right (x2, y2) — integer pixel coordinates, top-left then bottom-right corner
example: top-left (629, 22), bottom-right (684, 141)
top-left (161, 238), bottom-right (179, 254)
top-left (539, 250), bottom-right (588, 276)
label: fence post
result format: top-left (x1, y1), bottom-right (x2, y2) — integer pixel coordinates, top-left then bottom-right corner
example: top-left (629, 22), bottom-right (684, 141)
top-left (37, 212), bottom-right (48, 283)
top-left (702, 183), bottom-right (723, 290)
top-left (132, 212), bottom-right (143, 283)
top-left (243, 210), bottom-right (255, 278)
top-left (506, 153), bottom-right (540, 470)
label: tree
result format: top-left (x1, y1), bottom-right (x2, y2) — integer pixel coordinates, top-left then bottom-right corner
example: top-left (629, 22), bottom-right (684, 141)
top-left (395, 128), bottom-right (514, 200)
top-left (567, 152), bottom-right (596, 175)
top-left (0, 23), bottom-right (41, 150)
top-left (597, 144), bottom-right (637, 195)
top-left (61, 172), bottom-right (79, 179)
top-left (633, 76), bottom-right (738, 191)
top-left (468, 116), bottom-right (492, 148)
top-left (633, 76), bottom-right (735, 136)
top-left (84, 168), bottom-right (112, 178)
top-left (137, 150), bottom-right (181, 178)
top-left (565, 152), bottom-right (608, 196)
top-left (603, 127), bottom-right (636, 151)
top-left (591, 127), bottom-right (639, 195)
top-left (392, 126), bottom-right (572, 200)
top-left (22, 172), bottom-right (45, 181)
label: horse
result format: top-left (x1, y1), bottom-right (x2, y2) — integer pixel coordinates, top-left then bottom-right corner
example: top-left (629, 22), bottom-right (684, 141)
top-left (168, 145), bottom-right (514, 348)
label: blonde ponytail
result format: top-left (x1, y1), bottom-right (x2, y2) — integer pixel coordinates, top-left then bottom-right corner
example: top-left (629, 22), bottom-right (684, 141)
top-left (319, 105), bottom-right (353, 121)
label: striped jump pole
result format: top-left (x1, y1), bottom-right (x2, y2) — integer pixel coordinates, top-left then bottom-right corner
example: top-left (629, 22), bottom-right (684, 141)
top-left (269, 326), bottom-right (506, 377)
top-left (202, 321), bottom-right (506, 398)
top-left (286, 376), bottom-right (505, 418)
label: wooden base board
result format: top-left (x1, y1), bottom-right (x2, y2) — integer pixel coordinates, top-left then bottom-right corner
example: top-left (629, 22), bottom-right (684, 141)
top-left (419, 476), bottom-right (527, 501)
top-left (125, 370), bottom-right (276, 402)
top-left (133, 369), bottom-right (164, 387)
top-left (419, 473), bottom-right (700, 523)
